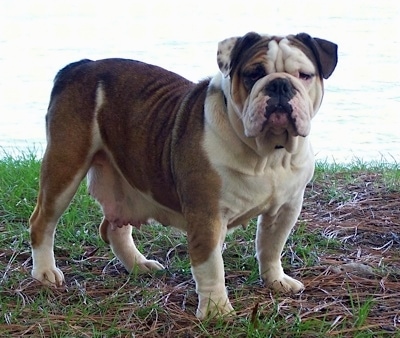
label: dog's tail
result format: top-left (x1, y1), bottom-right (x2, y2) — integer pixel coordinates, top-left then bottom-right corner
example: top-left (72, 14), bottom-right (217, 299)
top-left (50, 59), bottom-right (93, 98)
top-left (53, 59), bottom-right (92, 83)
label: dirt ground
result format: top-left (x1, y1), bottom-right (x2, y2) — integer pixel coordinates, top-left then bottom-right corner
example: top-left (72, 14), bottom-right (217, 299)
top-left (296, 171), bottom-right (400, 335)
top-left (1, 170), bottom-right (399, 337)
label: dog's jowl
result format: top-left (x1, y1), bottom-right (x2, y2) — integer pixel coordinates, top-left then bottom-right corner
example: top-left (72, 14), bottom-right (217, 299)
top-left (29, 32), bottom-right (338, 319)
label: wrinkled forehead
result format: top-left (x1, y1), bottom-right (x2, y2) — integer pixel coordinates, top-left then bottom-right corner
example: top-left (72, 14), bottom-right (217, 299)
top-left (266, 36), bottom-right (317, 74)
top-left (232, 34), bottom-right (317, 75)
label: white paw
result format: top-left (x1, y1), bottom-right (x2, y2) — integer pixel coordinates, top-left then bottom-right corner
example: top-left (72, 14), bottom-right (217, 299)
top-left (267, 273), bottom-right (304, 294)
top-left (196, 296), bottom-right (235, 320)
top-left (32, 266), bottom-right (64, 287)
top-left (133, 259), bottom-right (165, 273)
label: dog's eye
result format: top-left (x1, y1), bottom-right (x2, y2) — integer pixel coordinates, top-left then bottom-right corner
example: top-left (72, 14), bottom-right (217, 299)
top-left (299, 72), bottom-right (313, 81)
top-left (243, 67), bottom-right (266, 90)
top-left (247, 71), bottom-right (264, 81)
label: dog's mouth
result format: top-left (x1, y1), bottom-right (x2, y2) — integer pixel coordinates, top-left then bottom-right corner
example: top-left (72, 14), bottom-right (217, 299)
top-left (262, 98), bottom-right (298, 136)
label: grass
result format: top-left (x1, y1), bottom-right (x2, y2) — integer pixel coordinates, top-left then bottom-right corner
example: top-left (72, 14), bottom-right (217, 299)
top-left (0, 151), bottom-right (399, 337)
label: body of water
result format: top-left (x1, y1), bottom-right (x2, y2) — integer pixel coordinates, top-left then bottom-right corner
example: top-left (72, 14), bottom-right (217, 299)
top-left (0, 0), bottom-right (399, 163)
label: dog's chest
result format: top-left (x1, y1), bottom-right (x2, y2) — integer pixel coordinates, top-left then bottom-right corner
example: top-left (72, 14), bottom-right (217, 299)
top-left (217, 163), bottom-right (306, 228)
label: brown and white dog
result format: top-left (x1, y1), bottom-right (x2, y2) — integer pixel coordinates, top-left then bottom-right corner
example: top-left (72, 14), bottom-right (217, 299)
top-left (29, 32), bottom-right (337, 319)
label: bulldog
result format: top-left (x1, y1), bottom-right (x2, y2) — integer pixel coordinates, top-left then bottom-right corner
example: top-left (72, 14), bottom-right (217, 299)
top-left (29, 32), bottom-right (337, 319)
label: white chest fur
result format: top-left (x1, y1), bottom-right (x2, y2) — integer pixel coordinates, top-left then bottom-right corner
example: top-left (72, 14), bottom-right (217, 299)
top-left (203, 121), bottom-right (314, 229)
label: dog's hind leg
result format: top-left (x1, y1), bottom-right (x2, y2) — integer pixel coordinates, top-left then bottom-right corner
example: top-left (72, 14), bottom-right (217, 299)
top-left (29, 87), bottom-right (98, 285)
top-left (30, 64), bottom-right (104, 285)
top-left (30, 153), bottom-right (89, 285)
top-left (29, 140), bottom-right (92, 285)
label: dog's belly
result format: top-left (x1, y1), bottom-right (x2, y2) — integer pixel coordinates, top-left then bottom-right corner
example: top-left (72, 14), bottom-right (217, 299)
top-left (87, 151), bottom-right (186, 230)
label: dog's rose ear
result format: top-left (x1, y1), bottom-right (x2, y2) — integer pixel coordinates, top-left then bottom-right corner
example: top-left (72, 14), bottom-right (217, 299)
top-left (218, 32), bottom-right (263, 78)
top-left (295, 33), bottom-right (338, 79)
top-left (217, 37), bottom-right (238, 77)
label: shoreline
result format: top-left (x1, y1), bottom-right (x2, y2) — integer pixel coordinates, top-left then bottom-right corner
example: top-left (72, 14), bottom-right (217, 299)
top-left (1, 145), bottom-right (399, 166)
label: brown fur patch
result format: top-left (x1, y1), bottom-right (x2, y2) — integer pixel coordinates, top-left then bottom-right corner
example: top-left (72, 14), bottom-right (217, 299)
top-left (31, 59), bottom-right (222, 266)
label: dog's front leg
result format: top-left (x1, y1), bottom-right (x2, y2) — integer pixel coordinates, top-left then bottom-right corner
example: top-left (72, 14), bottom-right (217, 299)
top-left (187, 220), bottom-right (234, 319)
top-left (256, 200), bottom-right (305, 294)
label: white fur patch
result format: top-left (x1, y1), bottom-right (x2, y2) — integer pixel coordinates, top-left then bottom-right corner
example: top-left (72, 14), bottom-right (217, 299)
top-left (31, 231), bottom-right (64, 285)
top-left (266, 39), bottom-right (281, 73)
top-left (95, 81), bottom-right (105, 114)
top-left (217, 37), bottom-right (238, 77)
top-left (105, 224), bottom-right (164, 272)
top-left (255, 208), bottom-right (306, 294)
top-left (192, 246), bottom-right (234, 319)
top-left (280, 38), bottom-right (315, 76)
top-left (91, 82), bottom-right (106, 152)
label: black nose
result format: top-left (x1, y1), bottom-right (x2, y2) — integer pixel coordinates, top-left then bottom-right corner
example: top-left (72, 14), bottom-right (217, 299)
top-left (264, 78), bottom-right (296, 98)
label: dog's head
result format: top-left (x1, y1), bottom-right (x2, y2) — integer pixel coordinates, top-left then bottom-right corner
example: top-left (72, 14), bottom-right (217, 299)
top-left (217, 32), bottom-right (337, 140)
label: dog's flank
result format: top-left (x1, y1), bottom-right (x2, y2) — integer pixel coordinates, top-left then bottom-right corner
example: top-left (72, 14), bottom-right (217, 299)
top-left (29, 32), bottom-right (337, 319)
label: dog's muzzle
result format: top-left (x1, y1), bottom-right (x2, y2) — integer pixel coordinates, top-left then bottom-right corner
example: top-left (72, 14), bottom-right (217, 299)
top-left (264, 78), bottom-right (296, 114)
top-left (263, 78), bottom-right (297, 134)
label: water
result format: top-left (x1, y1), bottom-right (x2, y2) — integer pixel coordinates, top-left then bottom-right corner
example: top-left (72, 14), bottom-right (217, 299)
top-left (1, 0), bottom-right (399, 163)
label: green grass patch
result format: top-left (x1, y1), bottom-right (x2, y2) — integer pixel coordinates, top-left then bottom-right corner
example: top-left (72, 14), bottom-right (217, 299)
top-left (1, 151), bottom-right (399, 336)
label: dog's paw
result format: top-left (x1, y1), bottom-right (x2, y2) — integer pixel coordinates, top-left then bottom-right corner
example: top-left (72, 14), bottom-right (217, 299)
top-left (196, 296), bottom-right (235, 320)
top-left (32, 266), bottom-right (64, 287)
top-left (133, 259), bottom-right (165, 273)
top-left (267, 273), bottom-right (304, 294)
